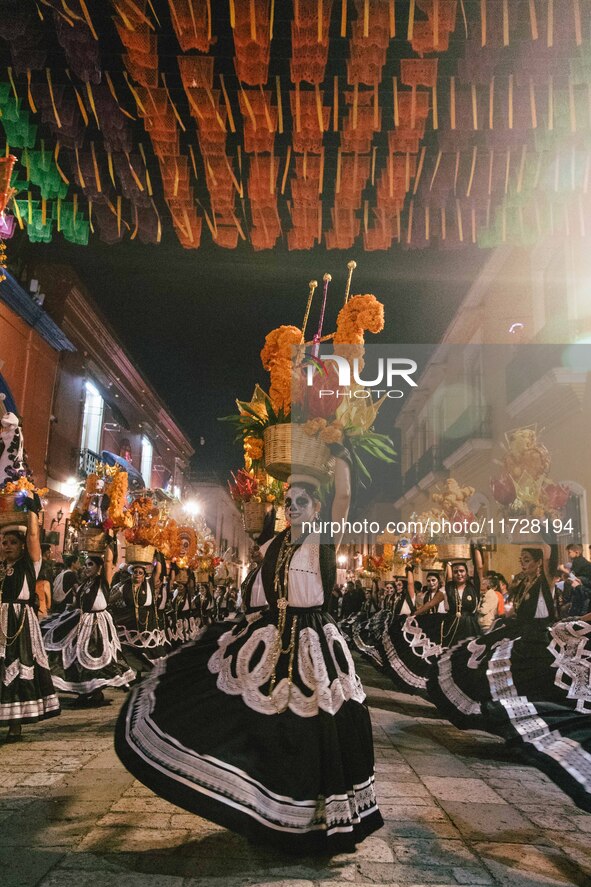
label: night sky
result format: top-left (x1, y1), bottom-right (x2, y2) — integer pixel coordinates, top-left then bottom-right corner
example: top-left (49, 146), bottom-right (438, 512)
top-left (24, 236), bottom-right (488, 475)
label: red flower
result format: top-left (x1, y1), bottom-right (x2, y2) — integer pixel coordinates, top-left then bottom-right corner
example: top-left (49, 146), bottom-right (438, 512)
top-left (491, 474), bottom-right (516, 507)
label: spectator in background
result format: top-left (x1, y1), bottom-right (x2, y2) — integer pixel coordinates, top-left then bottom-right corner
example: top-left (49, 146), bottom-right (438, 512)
top-left (564, 544), bottom-right (591, 582)
top-left (52, 554), bottom-right (80, 613)
top-left (328, 584), bottom-right (342, 620)
top-left (41, 544), bottom-right (57, 587)
top-left (562, 544), bottom-right (591, 617)
top-left (35, 572), bottom-right (52, 620)
top-left (476, 575), bottom-right (500, 633)
top-left (341, 581), bottom-right (364, 619)
top-left (486, 572), bottom-right (506, 618)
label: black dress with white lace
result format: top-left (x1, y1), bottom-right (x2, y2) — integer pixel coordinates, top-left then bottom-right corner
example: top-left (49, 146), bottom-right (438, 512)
top-left (115, 529), bottom-right (383, 853)
top-left (42, 575), bottom-right (136, 694)
top-left (427, 578), bottom-right (591, 813)
top-left (109, 577), bottom-right (169, 670)
top-left (0, 553), bottom-right (60, 725)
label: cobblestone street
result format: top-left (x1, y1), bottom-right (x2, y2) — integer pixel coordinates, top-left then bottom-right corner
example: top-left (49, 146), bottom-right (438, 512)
top-left (1, 661), bottom-right (590, 887)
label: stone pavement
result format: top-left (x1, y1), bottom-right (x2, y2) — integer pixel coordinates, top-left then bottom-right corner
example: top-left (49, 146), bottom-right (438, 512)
top-left (1, 659), bottom-right (590, 887)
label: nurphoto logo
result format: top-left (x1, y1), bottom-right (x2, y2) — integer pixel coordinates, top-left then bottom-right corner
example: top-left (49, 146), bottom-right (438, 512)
top-left (305, 354), bottom-right (419, 399)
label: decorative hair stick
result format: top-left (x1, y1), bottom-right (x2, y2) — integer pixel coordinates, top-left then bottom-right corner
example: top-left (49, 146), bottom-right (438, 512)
top-left (344, 259), bottom-right (357, 304)
top-left (302, 279), bottom-right (318, 340)
top-left (312, 273), bottom-right (332, 357)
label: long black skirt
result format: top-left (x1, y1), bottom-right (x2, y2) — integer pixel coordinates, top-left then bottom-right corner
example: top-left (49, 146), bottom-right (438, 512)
top-left (427, 617), bottom-right (591, 813)
top-left (112, 605), bottom-right (170, 671)
top-left (379, 613), bottom-right (453, 695)
top-left (0, 603), bottom-right (61, 726)
top-left (351, 610), bottom-right (390, 670)
top-left (115, 607), bottom-right (383, 854)
top-left (41, 608), bottom-right (136, 694)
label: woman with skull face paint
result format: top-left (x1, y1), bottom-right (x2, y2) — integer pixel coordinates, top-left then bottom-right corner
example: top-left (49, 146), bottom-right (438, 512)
top-left (109, 563), bottom-right (169, 675)
top-left (0, 513), bottom-right (60, 740)
top-left (115, 456), bottom-right (383, 853)
top-left (42, 544), bottom-right (135, 706)
top-left (353, 550), bottom-right (483, 698)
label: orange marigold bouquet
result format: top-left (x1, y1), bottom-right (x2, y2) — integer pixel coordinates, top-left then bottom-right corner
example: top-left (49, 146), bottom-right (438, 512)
top-left (124, 496), bottom-right (161, 546)
top-left (70, 464), bottom-right (131, 531)
top-left (220, 270), bottom-right (394, 487)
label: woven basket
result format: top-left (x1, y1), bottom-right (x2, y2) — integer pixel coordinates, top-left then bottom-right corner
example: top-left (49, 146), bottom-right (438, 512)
top-left (0, 495), bottom-right (31, 531)
top-left (242, 499), bottom-right (266, 535)
top-left (264, 424), bottom-right (334, 483)
top-left (125, 543), bottom-right (155, 565)
top-left (436, 543), bottom-right (471, 561)
top-left (78, 527), bottom-right (107, 554)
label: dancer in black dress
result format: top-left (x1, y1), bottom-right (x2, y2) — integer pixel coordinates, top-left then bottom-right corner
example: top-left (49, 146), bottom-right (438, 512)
top-left (42, 544), bottom-right (135, 705)
top-left (115, 458), bottom-right (383, 853)
top-left (0, 513), bottom-right (60, 740)
top-left (109, 564), bottom-right (168, 675)
top-left (355, 551), bottom-right (483, 696)
top-left (425, 545), bottom-right (591, 813)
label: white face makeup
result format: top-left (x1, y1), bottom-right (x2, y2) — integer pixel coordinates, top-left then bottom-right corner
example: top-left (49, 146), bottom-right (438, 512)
top-left (285, 485), bottom-right (317, 529)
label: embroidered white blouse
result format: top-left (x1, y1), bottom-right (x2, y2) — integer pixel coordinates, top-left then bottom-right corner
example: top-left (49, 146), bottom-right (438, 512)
top-left (250, 535), bottom-right (324, 609)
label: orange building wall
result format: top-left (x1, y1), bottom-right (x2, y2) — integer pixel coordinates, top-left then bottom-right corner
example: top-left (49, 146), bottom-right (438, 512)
top-left (0, 301), bottom-right (59, 484)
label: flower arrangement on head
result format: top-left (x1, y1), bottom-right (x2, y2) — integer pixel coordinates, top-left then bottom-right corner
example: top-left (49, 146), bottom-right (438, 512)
top-left (124, 496), bottom-right (161, 546)
top-left (169, 513), bottom-right (217, 573)
top-left (155, 517), bottom-right (180, 560)
top-left (431, 478), bottom-right (477, 525)
top-left (0, 412), bottom-right (47, 514)
top-left (361, 551), bottom-right (394, 578)
top-left (392, 536), bottom-right (438, 568)
top-left (221, 264), bottom-right (395, 487)
top-left (69, 463), bottom-right (132, 532)
top-left (490, 426), bottom-right (570, 518)
top-left (228, 469), bottom-right (284, 509)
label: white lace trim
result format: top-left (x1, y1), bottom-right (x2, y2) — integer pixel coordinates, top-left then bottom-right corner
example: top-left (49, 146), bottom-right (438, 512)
top-left (119, 627), bottom-right (169, 650)
top-left (352, 624), bottom-right (384, 668)
top-left (381, 617), bottom-right (427, 691)
top-left (487, 636), bottom-right (591, 796)
top-left (208, 622), bottom-right (366, 717)
top-left (0, 695), bottom-right (60, 719)
top-left (547, 620), bottom-right (591, 714)
top-left (0, 604), bottom-right (50, 669)
top-left (2, 660), bottom-right (35, 686)
top-left (41, 609), bottom-right (124, 671)
top-left (435, 647), bottom-right (481, 715)
top-left (124, 665), bottom-right (379, 834)
top-left (52, 670), bottom-right (135, 694)
top-left (402, 615), bottom-right (444, 660)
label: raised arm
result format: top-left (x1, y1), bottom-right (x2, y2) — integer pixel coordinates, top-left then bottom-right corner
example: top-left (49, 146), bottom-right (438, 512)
top-left (103, 541), bottom-right (115, 586)
top-left (472, 544), bottom-right (483, 594)
top-left (542, 542), bottom-right (557, 588)
top-left (331, 456), bottom-right (351, 552)
top-left (26, 509), bottom-right (41, 564)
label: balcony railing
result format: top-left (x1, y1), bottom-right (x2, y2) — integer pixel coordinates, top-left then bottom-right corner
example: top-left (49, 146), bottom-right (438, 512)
top-left (505, 344), bottom-right (567, 404)
top-left (440, 406), bottom-right (492, 462)
top-left (403, 463), bottom-right (419, 492)
top-left (76, 448), bottom-right (101, 478)
top-left (416, 445), bottom-right (442, 480)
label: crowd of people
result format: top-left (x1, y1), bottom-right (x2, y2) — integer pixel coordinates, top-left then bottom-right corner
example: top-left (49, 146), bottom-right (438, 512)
top-left (0, 524), bottom-right (242, 738)
top-left (1, 501), bottom-right (590, 850)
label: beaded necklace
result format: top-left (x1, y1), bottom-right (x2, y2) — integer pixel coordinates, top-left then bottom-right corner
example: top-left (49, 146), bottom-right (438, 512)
top-left (267, 532), bottom-right (306, 711)
top-left (0, 557), bottom-right (28, 645)
top-left (132, 581), bottom-right (151, 631)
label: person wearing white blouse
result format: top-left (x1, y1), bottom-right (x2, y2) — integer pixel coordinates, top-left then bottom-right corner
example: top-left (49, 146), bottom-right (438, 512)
top-left (116, 457), bottom-right (383, 854)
